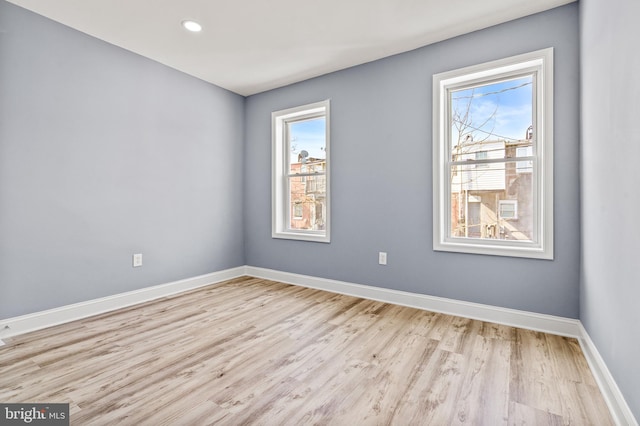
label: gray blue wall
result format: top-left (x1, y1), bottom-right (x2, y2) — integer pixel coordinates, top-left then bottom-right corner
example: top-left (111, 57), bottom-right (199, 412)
top-left (580, 0), bottom-right (640, 419)
top-left (245, 4), bottom-right (580, 318)
top-left (0, 1), bottom-right (245, 319)
top-left (3, 0), bottom-right (638, 418)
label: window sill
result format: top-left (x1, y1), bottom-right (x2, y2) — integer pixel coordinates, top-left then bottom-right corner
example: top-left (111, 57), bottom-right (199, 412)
top-left (434, 238), bottom-right (552, 260)
top-left (272, 231), bottom-right (330, 243)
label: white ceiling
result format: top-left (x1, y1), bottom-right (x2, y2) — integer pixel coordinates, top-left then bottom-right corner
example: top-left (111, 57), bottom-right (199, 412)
top-left (8, 0), bottom-right (575, 96)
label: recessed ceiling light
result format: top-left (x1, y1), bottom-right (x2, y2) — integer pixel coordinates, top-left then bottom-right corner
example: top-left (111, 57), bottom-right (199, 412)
top-left (181, 20), bottom-right (202, 32)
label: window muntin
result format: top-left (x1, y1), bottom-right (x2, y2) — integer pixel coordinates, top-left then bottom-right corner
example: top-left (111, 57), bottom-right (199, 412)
top-left (272, 100), bottom-right (330, 242)
top-left (433, 49), bottom-right (553, 259)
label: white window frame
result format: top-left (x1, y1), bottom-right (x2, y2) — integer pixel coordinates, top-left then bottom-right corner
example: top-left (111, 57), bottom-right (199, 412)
top-left (272, 100), bottom-right (330, 243)
top-left (432, 48), bottom-right (553, 259)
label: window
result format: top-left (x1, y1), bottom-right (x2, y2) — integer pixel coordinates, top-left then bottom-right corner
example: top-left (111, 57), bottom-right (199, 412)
top-left (516, 146), bottom-right (533, 173)
top-left (272, 100), bottom-right (330, 242)
top-left (475, 151), bottom-right (489, 168)
top-left (433, 49), bottom-right (553, 259)
top-left (499, 200), bottom-right (518, 220)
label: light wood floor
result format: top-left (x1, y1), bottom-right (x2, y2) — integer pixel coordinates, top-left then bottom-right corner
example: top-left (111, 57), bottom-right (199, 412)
top-left (0, 276), bottom-right (613, 425)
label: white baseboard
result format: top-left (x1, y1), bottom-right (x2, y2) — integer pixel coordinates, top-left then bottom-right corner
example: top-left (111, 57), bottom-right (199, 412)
top-left (0, 266), bottom-right (246, 340)
top-left (577, 323), bottom-right (638, 426)
top-left (245, 266), bottom-right (582, 337)
top-left (0, 265), bottom-right (635, 425)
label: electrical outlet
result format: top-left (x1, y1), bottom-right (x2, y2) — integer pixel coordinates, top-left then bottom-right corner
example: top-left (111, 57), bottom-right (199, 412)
top-left (378, 252), bottom-right (387, 265)
top-left (133, 253), bottom-right (143, 267)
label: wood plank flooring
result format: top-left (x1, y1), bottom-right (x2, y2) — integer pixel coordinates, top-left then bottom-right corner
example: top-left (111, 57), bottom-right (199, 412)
top-left (0, 276), bottom-right (613, 425)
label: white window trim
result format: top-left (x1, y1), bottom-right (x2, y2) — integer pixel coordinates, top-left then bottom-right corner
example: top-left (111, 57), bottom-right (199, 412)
top-left (272, 100), bottom-right (330, 243)
top-left (432, 48), bottom-right (553, 259)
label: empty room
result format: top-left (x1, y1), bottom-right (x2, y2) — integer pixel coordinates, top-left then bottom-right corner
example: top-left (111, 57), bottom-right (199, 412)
top-left (0, 0), bottom-right (638, 424)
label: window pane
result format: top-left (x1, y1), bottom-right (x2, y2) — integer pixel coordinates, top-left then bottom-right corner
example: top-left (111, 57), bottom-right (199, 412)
top-left (288, 174), bottom-right (327, 231)
top-left (450, 161), bottom-right (533, 241)
top-left (450, 76), bottom-right (533, 162)
top-left (288, 117), bottom-right (326, 174)
top-left (448, 75), bottom-right (534, 242)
